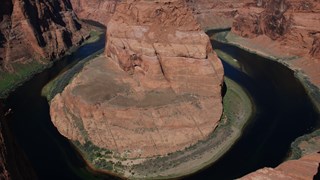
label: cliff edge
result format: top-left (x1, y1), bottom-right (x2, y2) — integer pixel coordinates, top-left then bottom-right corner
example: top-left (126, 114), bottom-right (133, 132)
top-left (0, 0), bottom-right (87, 72)
top-left (231, 0), bottom-right (320, 86)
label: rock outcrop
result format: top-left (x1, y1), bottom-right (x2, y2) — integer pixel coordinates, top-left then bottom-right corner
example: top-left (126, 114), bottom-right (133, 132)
top-left (240, 152), bottom-right (320, 180)
top-left (0, 0), bottom-right (87, 72)
top-left (50, 0), bottom-right (223, 176)
top-left (70, 0), bottom-right (119, 25)
top-left (230, 0), bottom-right (320, 86)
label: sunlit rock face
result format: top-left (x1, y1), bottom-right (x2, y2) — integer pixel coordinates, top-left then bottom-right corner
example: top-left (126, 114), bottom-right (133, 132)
top-left (240, 152), bottom-right (320, 180)
top-left (50, 0), bottom-right (224, 159)
top-left (70, 0), bottom-right (119, 25)
top-left (231, 0), bottom-right (320, 86)
top-left (0, 0), bottom-right (86, 72)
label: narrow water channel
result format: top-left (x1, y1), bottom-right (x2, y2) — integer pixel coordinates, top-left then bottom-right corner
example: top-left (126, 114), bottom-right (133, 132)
top-left (2, 29), bottom-right (318, 180)
top-left (3, 23), bottom-right (118, 180)
top-left (186, 39), bottom-right (318, 179)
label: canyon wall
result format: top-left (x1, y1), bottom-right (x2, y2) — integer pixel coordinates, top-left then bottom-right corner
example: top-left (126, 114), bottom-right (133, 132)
top-left (70, 0), bottom-right (119, 25)
top-left (186, 0), bottom-right (250, 30)
top-left (0, 0), bottom-right (88, 179)
top-left (0, 0), bottom-right (87, 72)
top-left (229, 1), bottom-right (320, 178)
top-left (240, 152), bottom-right (320, 180)
top-left (231, 0), bottom-right (320, 86)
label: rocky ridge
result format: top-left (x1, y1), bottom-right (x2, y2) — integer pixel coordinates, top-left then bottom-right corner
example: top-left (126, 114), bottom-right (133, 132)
top-left (0, 0), bottom-right (87, 72)
top-left (50, 0), bottom-right (224, 177)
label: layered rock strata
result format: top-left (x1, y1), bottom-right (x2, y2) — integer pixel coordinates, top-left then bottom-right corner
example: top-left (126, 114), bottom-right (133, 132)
top-left (186, 0), bottom-right (251, 30)
top-left (240, 152), bottom-right (320, 180)
top-left (227, 1), bottom-right (320, 178)
top-left (231, 0), bottom-right (320, 86)
top-left (0, 0), bottom-right (87, 72)
top-left (50, 0), bottom-right (223, 162)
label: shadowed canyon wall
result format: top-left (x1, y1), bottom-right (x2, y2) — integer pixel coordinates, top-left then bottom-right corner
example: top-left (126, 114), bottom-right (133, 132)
top-left (0, 0), bottom-right (87, 72)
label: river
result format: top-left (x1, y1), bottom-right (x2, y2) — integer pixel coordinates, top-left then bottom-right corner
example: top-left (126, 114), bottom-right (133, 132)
top-left (2, 29), bottom-right (319, 179)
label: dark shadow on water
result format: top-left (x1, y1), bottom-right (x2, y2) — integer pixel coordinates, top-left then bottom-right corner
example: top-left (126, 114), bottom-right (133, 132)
top-left (3, 23), bottom-right (119, 180)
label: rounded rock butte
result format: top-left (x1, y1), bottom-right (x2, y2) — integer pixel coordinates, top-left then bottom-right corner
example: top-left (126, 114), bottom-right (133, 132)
top-left (50, 0), bottom-right (223, 164)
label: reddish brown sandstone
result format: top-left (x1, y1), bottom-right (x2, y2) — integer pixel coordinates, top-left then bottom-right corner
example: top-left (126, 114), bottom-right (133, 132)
top-left (50, 0), bottom-right (223, 160)
top-left (231, 0), bottom-right (320, 86)
top-left (186, 0), bottom-right (251, 30)
top-left (0, 0), bottom-right (87, 72)
top-left (229, 1), bottom-right (320, 178)
top-left (241, 152), bottom-right (320, 180)
top-left (70, 0), bottom-right (119, 25)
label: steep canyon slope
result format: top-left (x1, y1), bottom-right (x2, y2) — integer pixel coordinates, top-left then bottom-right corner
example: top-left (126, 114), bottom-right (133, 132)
top-left (240, 152), bottom-right (320, 180)
top-left (186, 0), bottom-right (251, 30)
top-left (50, 0), bottom-right (224, 177)
top-left (227, 0), bottom-right (320, 178)
top-left (0, 0), bottom-right (88, 179)
top-left (231, 0), bottom-right (320, 86)
top-left (0, 0), bottom-right (87, 72)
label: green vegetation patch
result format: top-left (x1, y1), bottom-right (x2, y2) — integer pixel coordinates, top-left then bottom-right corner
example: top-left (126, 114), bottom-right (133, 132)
top-left (73, 141), bottom-right (124, 175)
top-left (0, 59), bottom-right (50, 98)
top-left (42, 50), bottom-right (103, 101)
top-left (83, 30), bottom-right (104, 45)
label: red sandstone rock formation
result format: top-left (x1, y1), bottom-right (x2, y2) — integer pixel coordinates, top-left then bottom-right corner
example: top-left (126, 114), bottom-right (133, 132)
top-left (231, 0), bottom-right (320, 86)
top-left (240, 152), bottom-right (320, 180)
top-left (232, 0), bottom-right (320, 58)
top-left (186, 0), bottom-right (251, 30)
top-left (228, 1), bottom-right (320, 179)
top-left (50, 0), bottom-right (223, 162)
top-left (70, 0), bottom-right (119, 25)
top-left (0, 0), bottom-right (87, 72)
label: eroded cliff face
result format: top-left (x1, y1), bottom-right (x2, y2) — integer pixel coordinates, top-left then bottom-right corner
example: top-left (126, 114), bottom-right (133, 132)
top-left (50, 0), bottom-right (224, 175)
top-left (186, 0), bottom-right (251, 30)
top-left (230, 0), bottom-right (320, 87)
top-left (0, 0), bottom-right (86, 72)
top-left (70, 0), bottom-right (119, 25)
top-left (105, 0), bottom-right (224, 96)
top-left (240, 152), bottom-right (320, 180)
top-left (232, 0), bottom-right (320, 59)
